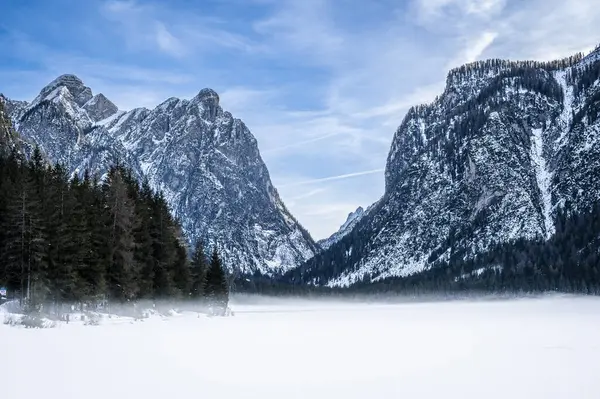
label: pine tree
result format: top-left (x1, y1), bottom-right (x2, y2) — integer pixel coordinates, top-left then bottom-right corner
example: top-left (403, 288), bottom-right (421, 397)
top-left (190, 240), bottom-right (208, 300)
top-left (171, 238), bottom-right (191, 298)
top-left (133, 178), bottom-right (155, 298)
top-left (45, 163), bottom-right (78, 306)
top-left (68, 172), bottom-right (98, 302)
top-left (104, 166), bottom-right (137, 302)
top-left (149, 192), bottom-right (176, 298)
top-left (205, 248), bottom-right (229, 314)
top-left (83, 172), bottom-right (109, 300)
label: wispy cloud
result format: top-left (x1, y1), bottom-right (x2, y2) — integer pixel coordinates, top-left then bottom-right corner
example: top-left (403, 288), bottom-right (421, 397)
top-left (413, 0), bottom-right (506, 25)
top-left (287, 188), bottom-right (328, 202)
top-left (261, 132), bottom-right (342, 155)
top-left (102, 0), bottom-right (261, 57)
top-left (253, 0), bottom-right (344, 64)
top-left (155, 22), bottom-right (186, 57)
top-left (278, 169), bottom-right (385, 188)
top-left (447, 31), bottom-right (498, 68)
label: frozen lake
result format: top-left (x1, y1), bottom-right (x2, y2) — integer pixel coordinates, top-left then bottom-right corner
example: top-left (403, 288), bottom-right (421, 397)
top-left (2, 296), bottom-right (600, 398)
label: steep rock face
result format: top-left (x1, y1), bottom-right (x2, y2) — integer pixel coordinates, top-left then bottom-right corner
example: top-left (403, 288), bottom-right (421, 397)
top-left (5, 76), bottom-right (317, 275)
top-left (290, 48), bottom-right (600, 287)
top-left (83, 93), bottom-right (118, 122)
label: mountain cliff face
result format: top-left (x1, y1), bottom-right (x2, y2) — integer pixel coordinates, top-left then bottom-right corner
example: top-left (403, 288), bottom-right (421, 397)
top-left (289, 48), bottom-right (600, 287)
top-left (2, 75), bottom-right (317, 275)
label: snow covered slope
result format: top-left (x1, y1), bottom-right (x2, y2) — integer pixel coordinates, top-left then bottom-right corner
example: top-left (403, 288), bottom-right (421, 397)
top-left (3, 75), bottom-right (318, 275)
top-left (290, 48), bottom-right (600, 287)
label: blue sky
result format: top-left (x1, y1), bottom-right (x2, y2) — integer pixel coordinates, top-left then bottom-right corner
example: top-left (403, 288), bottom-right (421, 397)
top-left (1, 0), bottom-right (599, 239)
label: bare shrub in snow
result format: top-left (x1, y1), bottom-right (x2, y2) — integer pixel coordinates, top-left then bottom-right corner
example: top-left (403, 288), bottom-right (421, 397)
top-left (3, 314), bottom-right (23, 326)
top-left (21, 314), bottom-right (56, 329)
top-left (83, 312), bottom-right (102, 326)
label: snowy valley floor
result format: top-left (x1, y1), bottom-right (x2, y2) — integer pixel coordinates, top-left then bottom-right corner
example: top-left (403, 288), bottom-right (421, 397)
top-left (2, 296), bottom-right (600, 398)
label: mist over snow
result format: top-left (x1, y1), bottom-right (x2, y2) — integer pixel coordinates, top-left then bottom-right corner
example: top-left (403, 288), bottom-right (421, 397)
top-left (2, 296), bottom-right (600, 398)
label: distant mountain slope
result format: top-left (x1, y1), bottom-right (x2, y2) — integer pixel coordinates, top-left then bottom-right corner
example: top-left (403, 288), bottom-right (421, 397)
top-left (3, 75), bottom-right (318, 275)
top-left (288, 47), bottom-right (600, 287)
top-left (317, 207), bottom-right (366, 250)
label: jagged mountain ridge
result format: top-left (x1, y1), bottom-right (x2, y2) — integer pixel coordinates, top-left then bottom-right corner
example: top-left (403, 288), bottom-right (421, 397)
top-left (288, 47), bottom-right (600, 287)
top-left (318, 206), bottom-right (366, 250)
top-left (2, 75), bottom-right (318, 275)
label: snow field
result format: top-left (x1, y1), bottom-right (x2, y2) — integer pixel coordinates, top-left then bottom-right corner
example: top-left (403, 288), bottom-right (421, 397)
top-left (2, 296), bottom-right (599, 398)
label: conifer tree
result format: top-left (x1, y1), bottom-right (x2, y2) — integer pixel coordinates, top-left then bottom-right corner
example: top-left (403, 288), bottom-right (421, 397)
top-left (45, 163), bottom-right (77, 305)
top-left (133, 178), bottom-right (155, 298)
top-left (171, 238), bottom-right (191, 298)
top-left (190, 240), bottom-right (208, 299)
top-left (83, 172), bottom-right (109, 300)
top-left (148, 192), bottom-right (176, 298)
top-left (205, 248), bottom-right (229, 313)
top-left (104, 166), bottom-right (136, 301)
top-left (68, 171), bottom-right (98, 301)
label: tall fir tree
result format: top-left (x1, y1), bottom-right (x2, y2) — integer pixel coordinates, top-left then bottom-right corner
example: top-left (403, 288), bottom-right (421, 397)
top-left (133, 178), bottom-right (156, 298)
top-left (205, 248), bottom-right (229, 312)
top-left (148, 192), bottom-right (175, 298)
top-left (104, 166), bottom-right (137, 302)
top-left (44, 163), bottom-right (78, 305)
top-left (171, 236), bottom-right (191, 298)
top-left (190, 240), bottom-right (208, 300)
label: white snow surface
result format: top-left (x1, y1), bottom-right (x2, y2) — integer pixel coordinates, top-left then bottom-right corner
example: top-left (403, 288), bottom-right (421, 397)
top-left (2, 296), bottom-right (600, 399)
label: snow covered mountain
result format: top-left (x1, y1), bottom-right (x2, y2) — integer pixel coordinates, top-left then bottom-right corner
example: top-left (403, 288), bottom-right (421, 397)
top-left (2, 75), bottom-right (318, 275)
top-left (317, 207), bottom-right (366, 250)
top-left (289, 47), bottom-right (600, 287)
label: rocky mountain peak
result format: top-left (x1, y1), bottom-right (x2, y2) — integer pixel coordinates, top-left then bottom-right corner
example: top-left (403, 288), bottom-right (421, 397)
top-left (36, 74), bottom-right (93, 107)
top-left (340, 207), bottom-right (365, 231)
top-left (317, 206), bottom-right (367, 251)
top-left (192, 88), bottom-right (220, 120)
top-left (195, 88), bottom-right (220, 102)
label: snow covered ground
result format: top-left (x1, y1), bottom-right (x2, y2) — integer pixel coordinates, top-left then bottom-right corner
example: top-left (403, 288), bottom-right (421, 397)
top-left (2, 296), bottom-right (600, 398)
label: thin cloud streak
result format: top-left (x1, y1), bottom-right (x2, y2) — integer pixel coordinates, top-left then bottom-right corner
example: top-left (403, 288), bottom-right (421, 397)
top-left (261, 132), bottom-right (341, 154)
top-left (278, 169), bottom-right (385, 188)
